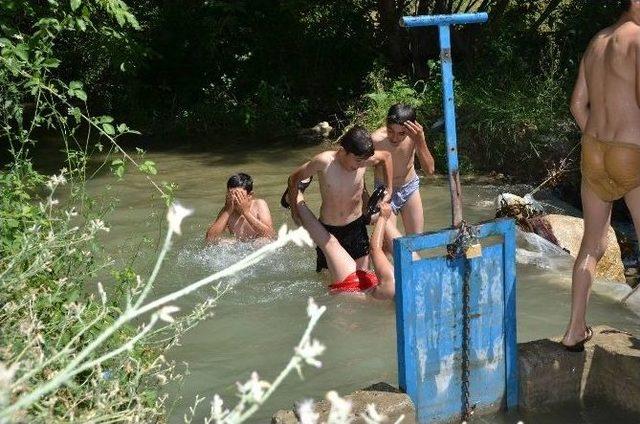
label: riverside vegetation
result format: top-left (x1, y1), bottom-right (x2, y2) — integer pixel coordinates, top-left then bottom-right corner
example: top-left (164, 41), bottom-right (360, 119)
top-left (0, 1), bottom-right (400, 422)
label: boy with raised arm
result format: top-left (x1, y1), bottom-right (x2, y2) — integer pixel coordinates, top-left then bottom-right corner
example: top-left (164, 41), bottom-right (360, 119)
top-left (284, 125), bottom-right (393, 272)
top-left (205, 173), bottom-right (275, 243)
top-left (372, 104), bottom-right (435, 234)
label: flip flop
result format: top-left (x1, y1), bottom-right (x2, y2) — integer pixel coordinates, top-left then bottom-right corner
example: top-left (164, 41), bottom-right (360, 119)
top-left (364, 185), bottom-right (387, 224)
top-left (280, 176), bottom-right (313, 209)
top-left (562, 326), bottom-right (593, 353)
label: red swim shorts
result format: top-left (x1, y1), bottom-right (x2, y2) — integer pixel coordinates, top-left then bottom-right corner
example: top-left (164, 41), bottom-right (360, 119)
top-left (328, 270), bottom-right (379, 294)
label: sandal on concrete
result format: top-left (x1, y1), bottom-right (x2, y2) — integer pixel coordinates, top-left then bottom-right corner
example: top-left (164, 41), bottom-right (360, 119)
top-left (562, 326), bottom-right (593, 353)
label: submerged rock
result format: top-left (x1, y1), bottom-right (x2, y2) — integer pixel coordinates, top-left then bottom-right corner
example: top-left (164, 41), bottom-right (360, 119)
top-left (272, 382), bottom-right (415, 424)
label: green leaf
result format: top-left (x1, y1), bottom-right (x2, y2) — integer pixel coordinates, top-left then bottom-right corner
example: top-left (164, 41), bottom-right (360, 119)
top-left (13, 43), bottom-right (28, 61)
top-left (0, 38), bottom-right (11, 48)
top-left (43, 58), bottom-right (60, 68)
top-left (70, 0), bottom-right (81, 11)
top-left (111, 159), bottom-right (124, 166)
top-left (139, 160), bottom-right (157, 175)
top-left (102, 123), bottom-right (115, 135)
top-left (69, 107), bottom-right (82, 123)
top-left (98, 115), bottom-right (114, 123)
top-left (115, 166), bottom-right (125, 179)
top-left (69, 81), bottom-right (83, 90)
top-left (76, 17), bottom-right (87, 31)
top-left (75, 89), bottom-right (87, 101)
top-left (117, 123), bottom-right (128, 133)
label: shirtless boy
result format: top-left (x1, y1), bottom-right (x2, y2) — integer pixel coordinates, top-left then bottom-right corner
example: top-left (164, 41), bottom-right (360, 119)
top-left (286, 126), bottom-right (393, 272)
top-left (372, 104), bottom-right (435, 235)
top-left (205, 173), bottom-right (275, 243)
top-left (562, 0), bottom-right (640, 351)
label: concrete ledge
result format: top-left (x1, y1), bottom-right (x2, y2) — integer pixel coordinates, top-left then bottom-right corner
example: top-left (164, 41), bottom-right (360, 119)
top-left (519, 325), bottom-right (640, 415)
top-left (273, 327), bottom-right (640, 423)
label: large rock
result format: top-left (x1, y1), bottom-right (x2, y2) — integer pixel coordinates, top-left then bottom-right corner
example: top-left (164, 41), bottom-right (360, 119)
top-left (544, 214), bottom-right (625, 284)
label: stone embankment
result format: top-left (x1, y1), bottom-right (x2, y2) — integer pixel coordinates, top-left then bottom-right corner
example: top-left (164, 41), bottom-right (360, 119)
top-left (273, 326), bottom-right (640, 423)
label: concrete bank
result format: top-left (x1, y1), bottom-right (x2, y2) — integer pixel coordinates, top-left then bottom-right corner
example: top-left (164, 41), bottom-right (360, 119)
top-left (273, 326), bottom-right (640, 423)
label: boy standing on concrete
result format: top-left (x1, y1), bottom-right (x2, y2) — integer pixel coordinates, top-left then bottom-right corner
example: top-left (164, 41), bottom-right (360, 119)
top-left (372, 104), bottom-right (435, 234)
top-left (284, 126), bottom-right (393, 272)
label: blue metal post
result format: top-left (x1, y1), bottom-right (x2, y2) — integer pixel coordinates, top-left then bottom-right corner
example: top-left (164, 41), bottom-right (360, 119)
top-left (401, 12), bottom-right (488, 228)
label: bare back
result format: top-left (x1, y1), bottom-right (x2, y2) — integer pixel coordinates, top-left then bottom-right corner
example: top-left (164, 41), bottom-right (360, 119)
top-left (317, 151), bottom-right (366, 226)
top-left (371, 127), bottom-right (417, 186)
top-left (582, 20), bottom-right (640, 143)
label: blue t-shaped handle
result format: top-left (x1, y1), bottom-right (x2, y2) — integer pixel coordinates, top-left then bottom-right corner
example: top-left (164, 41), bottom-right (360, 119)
top-left (401, 12), bottom-right (488, 227)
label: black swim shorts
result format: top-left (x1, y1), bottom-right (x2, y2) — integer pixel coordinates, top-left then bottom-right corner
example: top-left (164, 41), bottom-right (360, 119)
top-left (316, 215), bottom-right (370, 273)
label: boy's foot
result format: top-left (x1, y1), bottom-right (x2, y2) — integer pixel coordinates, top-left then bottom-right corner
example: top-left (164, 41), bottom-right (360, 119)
top-left (281, 176), bottom-right (313, 209)
top-left (364, 185), bottom-right (387, 224)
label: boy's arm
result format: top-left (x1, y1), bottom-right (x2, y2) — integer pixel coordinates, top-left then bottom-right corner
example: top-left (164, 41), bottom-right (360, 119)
top-left (241, 198), bottom-right (276, 239)
top-left (571, 57), bottom-right (589, 132)
top-left (288, 155), bottom-right (325, 223)
top-left (205, 206), bottom-right (231, 244)
top-left (405, 121), bottom-right (435, 175)
top-left (365, 150), bottom-right (393, 203)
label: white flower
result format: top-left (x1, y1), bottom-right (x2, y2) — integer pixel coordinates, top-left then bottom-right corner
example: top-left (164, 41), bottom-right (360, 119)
top-left (158, 305), bottom-right (180, 323)
top-left (237, 371), bottom-right (271, 403)
top-left (326, 391), bottom-right (352, 423)
top-left (306, 297), bottom-right (326, 321)
top-left (0, 362), bottom-right (19, 390)
top-left (65, 208), bottom-right (78, 219)
top-left (166, 202), bottom-right (193, 235)
top-left (97, 282), bottom-right (107, 305)
top-left (46, 172), bottom-right (67, 190)
top-left (295, 339), bottom-right (325, 368)
top-left (276, 225), bottom-right (313, 247)
top-left (278, 224), bottom-right (288, 240)
top-left (89, 219), bottom-right (110, 233)
top-left (361, 404), bottom-right (387, 424)
top-left (289, 226), bottom-right (314, 247)
top-left (297, 399), bottom-right (319, 424)
top-left (211, 394), bottom-right (229, 420)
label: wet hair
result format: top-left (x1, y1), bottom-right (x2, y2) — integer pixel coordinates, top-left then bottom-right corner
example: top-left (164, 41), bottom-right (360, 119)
top-left (621, 0), bottom-right (631, 11)
top-left (386, 104), bottom-right (417, 126)
top-left (227, 172), bottom-right (253, 193)
top-left (340, 125), bottom-right (374, 158)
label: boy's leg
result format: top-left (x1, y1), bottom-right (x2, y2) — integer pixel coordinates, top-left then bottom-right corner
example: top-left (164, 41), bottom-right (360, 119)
top-left (296, 199), bottom-right (356, 283)
top-left (355, 254), bottom-right (370, 270)
top-left (399, 190), bottom-right (424, 235)
top-left (562, 183), bottom-right (611, 346)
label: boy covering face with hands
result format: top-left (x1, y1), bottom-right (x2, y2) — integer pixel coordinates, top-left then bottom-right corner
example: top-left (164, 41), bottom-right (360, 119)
top-left (205, 173), bottom-right (275, 243)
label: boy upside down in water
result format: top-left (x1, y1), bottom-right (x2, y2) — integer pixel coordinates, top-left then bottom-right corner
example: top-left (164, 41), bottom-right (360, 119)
top-left (294, 189), bottom-right (398, 299)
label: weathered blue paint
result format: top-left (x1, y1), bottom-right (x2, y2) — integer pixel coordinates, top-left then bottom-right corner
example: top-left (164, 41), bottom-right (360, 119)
top-left (401, 12), bottom-right (489, 28)
top-left (393, 219), bottom-right (518, 423)
top-left (397, 12), bottom-right (518, 422)
top-left (401, 13), bottom-right (487, 226)
top-left (502, 220), bottom-right (518, 408)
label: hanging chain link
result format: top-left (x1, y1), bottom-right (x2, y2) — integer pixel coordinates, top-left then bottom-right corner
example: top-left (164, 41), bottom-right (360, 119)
top-left (446, 221), bottom-right (478, 421)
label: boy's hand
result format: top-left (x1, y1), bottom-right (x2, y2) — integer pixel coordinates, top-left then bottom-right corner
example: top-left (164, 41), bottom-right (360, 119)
top-left (379, 202), bottom-right (392, 219)
top-left (404, 121), bottom-right (426, 144)
top-left (224, 191), bottom-right (234, 211)
top-left (233, 190), bottom-right (252, 215)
